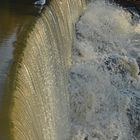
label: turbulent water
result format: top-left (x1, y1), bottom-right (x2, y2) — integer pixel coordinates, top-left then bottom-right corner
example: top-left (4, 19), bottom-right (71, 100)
top-left (69, 0), bottom-right (140, 140)
top-left (3, 0), bottom-right (140, 140)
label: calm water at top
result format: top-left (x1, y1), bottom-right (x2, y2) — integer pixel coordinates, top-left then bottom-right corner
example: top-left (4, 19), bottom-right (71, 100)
top-left (0, 1), bottom-right (39, 95)
top-left (0, 1), bottom-right (41, 139)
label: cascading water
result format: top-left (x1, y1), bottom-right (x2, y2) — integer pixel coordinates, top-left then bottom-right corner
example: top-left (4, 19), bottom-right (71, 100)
top-left (2, 0), bottom-right (140, 140)
top-left (69, 0), bottom-right (140, 140)
top-left (2, 0), bottom-right (86, 140)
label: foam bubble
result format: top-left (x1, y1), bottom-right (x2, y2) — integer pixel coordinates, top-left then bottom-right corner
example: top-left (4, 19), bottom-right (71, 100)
top-left (70, 1), bottom-right (140, 139)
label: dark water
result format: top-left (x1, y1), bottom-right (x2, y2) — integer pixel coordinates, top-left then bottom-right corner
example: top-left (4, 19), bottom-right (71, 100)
top-left (110, 0), bottom-right (140, 12)
top-left (0, 2), bottom-right (41, 95)
top-left (0, 1), bottom-right (41, 139)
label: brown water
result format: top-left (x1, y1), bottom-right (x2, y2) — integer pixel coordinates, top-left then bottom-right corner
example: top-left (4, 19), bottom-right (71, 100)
top-left (0, 2), bottom-right (41, 139)
top-left (0, 2), bottom-right (41, 95)
top-left (0, 0), bottom-right (86, 140)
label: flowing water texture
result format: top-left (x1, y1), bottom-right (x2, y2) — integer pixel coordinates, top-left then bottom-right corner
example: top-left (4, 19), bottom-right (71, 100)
top-left (0, 2), bottom-right (35, 99)
top-left (69, 1), bottom-right (140, 140)
top-left (3, 0), bottom-right (86, 140)
top-left (2, 0), bottom-right (140, 140)
top-left (0, 2), bottom-right (40, 139)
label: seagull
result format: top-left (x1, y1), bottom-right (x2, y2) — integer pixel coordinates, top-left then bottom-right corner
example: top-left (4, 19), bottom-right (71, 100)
top-left (34, 0), bottom-right (46, 5)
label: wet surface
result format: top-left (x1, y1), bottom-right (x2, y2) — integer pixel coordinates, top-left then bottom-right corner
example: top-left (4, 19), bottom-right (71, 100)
top-left (0, 1), bottom-right (41, 139)
top-left (0, 1), bottom-right (40, 95)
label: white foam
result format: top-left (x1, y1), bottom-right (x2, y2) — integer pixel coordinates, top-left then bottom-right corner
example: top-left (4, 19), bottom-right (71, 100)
top-left (69, 1), bottom-right (140, 139)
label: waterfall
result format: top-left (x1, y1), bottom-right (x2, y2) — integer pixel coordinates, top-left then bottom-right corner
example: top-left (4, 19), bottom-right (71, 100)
top-left (3, 0), bottom-right (140, 140)
top-left (2, 0), bottom-right (86, 140)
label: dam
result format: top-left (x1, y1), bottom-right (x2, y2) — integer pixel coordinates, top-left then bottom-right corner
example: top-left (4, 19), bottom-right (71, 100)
top-left (0, 0), bottom-right (140, 140)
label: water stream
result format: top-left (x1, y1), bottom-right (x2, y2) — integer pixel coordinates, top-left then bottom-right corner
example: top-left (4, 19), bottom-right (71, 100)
top-left (1, 0), bottom-right (86, 140)
top-left (1, 0), bottom-right (140, 140)
top-left (0, 1), bottom-right (41, 139)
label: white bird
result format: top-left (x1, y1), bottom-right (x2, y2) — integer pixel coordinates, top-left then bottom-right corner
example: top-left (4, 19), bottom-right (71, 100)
top-left (34, 0), bottom-right (46, 5)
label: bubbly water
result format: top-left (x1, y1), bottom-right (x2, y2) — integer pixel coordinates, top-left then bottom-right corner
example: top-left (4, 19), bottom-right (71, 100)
top-left (3, 0), bottom-right (140, 140)
top-left (69, 1), bottom-right (140, 140)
